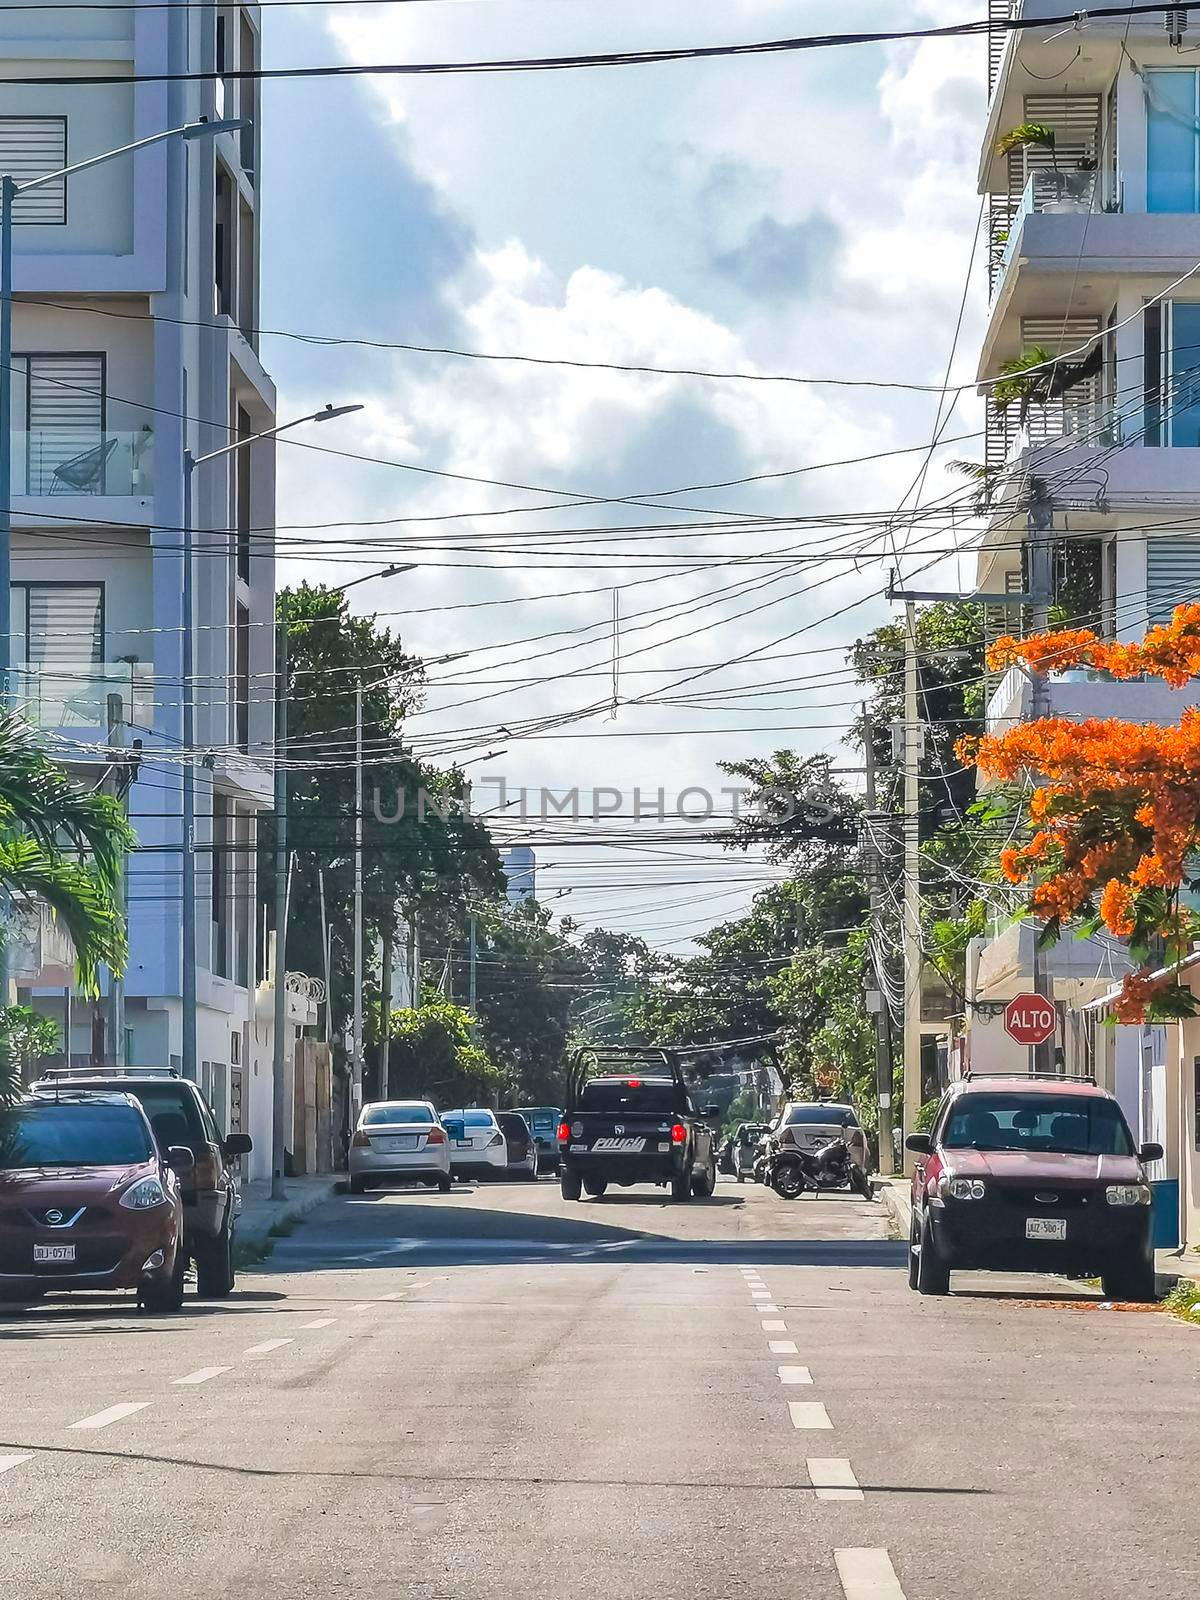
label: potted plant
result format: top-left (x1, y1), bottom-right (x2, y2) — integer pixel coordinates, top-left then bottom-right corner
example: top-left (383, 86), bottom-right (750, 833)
top-left (997, 124), bottom-right (1096, 215)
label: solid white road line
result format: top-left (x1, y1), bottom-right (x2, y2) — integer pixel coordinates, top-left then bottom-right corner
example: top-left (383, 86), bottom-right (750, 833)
top-left (809, 1459), bottom-right (864, 1502)
top-left (761, 1319), bottom-right (787, 1332)
top-left (0, 1454), bottom-right (32, 1475)
top-left (172, 1367), bottom-right (231, 1387)
top-left (299, 1318), bottom-right (337, 1330)
top-left (70, 1402), bottom-right (150, 1431)
top-left (243, 1338), bottom-right (294, 1356)
top-left (778, 1365), bottom-right (813, 1385)
top-left (788, 1401), bottom-right (833, 1430)
top-left (834, 1548), bottom-right (906, 1598)
top-left (769, 1339), bottom-right (798, 1354)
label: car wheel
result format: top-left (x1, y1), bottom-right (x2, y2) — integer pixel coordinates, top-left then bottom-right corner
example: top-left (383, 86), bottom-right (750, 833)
top-left (1101, 1259), bottom-right (1157, 1303)
top-left (692, 1158), bottom-right (716, 1198)
top-left (349, 1176), bottom-right (368, 1195)
top-left (437, 1174), bottom-right (453, 1194)
top-left (916, 1213), bottom-right (950, 1296)
top-left (907, 1214), bottom-right (921, 1291)
top-left (141, 1247), bottom-right (186, 1315)
top-left (671, 1171), bottom-right (692, 1202)
top-left (583, 1177), bottom-right (608, 1197)
top-left (560, 1170), bottom-right (583, 1201)
top-left (195, 1214), bottom-right (235, 1298)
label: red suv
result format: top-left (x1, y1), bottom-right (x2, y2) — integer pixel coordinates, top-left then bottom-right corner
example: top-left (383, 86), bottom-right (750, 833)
top-left (906, 1075), bottom-right (1161, 1301)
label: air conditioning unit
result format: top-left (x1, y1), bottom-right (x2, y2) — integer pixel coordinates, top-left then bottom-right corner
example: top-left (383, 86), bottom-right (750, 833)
top-left (1166, 8), bottom-right (1188, 47)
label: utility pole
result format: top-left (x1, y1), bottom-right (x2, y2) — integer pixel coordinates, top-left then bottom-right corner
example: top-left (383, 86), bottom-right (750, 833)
top-left (270, 592), bottom-right (289, 1200)
top-left (468, 911), bottom-right (478, 1018)
top-left (380, 921), bottom-right (393, 1099)
top-left (1026, 477), bottom-right (1056, 1075)
top-left (105, 692), bottom-right (127, 1065)
top-left (862, 707), bottom-right (895, 1176)
top-left (352, 680), bottom-right (364, 1124)
top-left (901, 602), bottom-right (924, 1173)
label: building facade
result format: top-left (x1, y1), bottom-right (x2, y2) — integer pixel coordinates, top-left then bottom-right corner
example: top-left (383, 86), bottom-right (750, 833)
top-left (2, 1), bottom-right (278, 1176)
top-left (965, 5), bottom-right (1200, 1168)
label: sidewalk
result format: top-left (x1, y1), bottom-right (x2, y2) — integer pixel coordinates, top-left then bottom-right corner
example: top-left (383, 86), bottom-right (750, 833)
top-left (235, 1173), bottom-right (341, 1247)
top-left (873, 1175), bottom-right (1200, 1295)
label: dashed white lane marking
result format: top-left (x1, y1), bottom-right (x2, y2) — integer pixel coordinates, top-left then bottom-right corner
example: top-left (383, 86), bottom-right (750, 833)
top-left (299, 1318), bottom-right (337, 1330)
top-left (809, 1459), bottom-right (864, 1503)
top-left (761, 1319), bottom-right (787, 1332)
top-left (834, 1548), bottom-right (905, 1597)
top-left (346, 1302), bottom-right (371, 1312)
top-left (769, 1339), bottom-right (798, 1354)
top-left (778, 1365), bottom-right (813, 1385)
top-left (172, 1367), bottom-right (231, 1386)
top-left (0, 1454), bottom-right (31, 1474)
top-left (70, 1402), bottom-right (150, 1431)
top-left (243, 1338), bottom-right (294, 1356)
top-left (756, 1303), bottom-right (779, 1312)
top-left (750, 1290), bottom-right (771, 1299)
top-left (788, 1401), bottom-right (833, 1430)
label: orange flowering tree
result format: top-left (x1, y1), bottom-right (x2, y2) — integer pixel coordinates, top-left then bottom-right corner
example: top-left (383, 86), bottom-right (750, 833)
top-left (957, 603), bottom-right (1200, 1023)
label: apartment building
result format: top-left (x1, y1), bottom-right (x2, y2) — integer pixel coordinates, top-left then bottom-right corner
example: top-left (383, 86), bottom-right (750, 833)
top-left (2, 0), bottom-right (278, 1176)
top-left (964, 3), bottom-right (1200, 1213)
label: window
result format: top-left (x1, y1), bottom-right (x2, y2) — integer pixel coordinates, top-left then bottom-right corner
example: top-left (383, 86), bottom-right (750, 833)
top-left (234, 600), bottom-right (249, 752)
top-left (942, 1093), bottom-right (1134, 1157)
top-left (0, 1103), bottom-right (151, 1168)
top-left (1147, 70), bottom-right (1200, 213)
top-left (215, 166), bottom-right (234, 317)
top-left (239, 12), bottom-right (258, 174)
top-left (234, 405), bottom-right (252, 583)
top-left (11, 583), bottom-right (103, 666)
top-left (14, 353), bottom-right (105, 494)
top-left (1145, 301), bottom-right (1200, 447)
top-left (362, 1104), bottom-right (434, 1125)
top-left (212, 793), bottom-right (233, 979)
top-left (0, 117), bottom-right (67, 223)
top-left (577, 1080), bottom-right (680, 1115)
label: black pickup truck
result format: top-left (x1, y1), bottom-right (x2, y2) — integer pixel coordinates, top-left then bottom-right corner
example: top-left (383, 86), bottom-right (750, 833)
top-left (558, 1052), bottom-right (719, 1202)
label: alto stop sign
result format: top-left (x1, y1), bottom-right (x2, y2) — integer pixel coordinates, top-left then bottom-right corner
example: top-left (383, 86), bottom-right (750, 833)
top-left (1004, 993), bottom-right (1056, 1047)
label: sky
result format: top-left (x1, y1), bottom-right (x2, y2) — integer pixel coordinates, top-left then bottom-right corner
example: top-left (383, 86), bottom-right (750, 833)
top-left (258, 0), bottom-right (991, 953)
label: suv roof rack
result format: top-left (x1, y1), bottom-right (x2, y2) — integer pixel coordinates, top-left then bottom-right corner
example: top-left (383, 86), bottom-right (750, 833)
top-left (35, 1065), bottom-right (181, 1081)
top-left (961, 1068), bottom-right (1097, 1085)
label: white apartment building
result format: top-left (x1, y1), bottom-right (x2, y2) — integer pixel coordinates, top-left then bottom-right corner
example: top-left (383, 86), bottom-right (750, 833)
top-left (2, 0), bottom-right (279, 1177)
top-left (965, 3), bottom-right (1200, 1227)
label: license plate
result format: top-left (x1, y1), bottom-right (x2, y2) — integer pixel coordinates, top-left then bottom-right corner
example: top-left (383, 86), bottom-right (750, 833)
top-left (378, 1135), bottom-right (417, 1152)
top-left (592, 1137), bottom-right (645, 1153)
top-left (455, 1138), bottom-right (472, 1148)
top-left (1025, 1217), bottom-right (1066, 1241)
top-left (33, 1243), bottom-right (75, 1263)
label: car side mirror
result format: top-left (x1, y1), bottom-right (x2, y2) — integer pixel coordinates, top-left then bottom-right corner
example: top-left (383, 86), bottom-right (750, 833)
top-left (167, 1145), bottom-right (195, 1174)
top-left (223, 1132), bottom-right (253, 1156)
top-left (905, 1133), bottom-right (931, 1156)
top-left (1139, 1141), bottom-right (1164, 1164)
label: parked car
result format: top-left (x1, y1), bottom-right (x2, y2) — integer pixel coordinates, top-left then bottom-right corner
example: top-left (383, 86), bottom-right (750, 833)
top-left (514, 1106), bottom-right (563, 1174)
top-left (906, 1074), bottom-right (1162, 1300)
top-left (497, 1112), bottom-right (539, 1180)
top-left (558, 1072), bottom-right (719, 1202)
top-left (774, 1102), bottom-right (871, 1177)
top-left (0, 1092), bottom-right (191, 1312)
top-left (440, 1108), bottom-right (509, 1179)
top-left (349, 1100), bottom-right (452, 1193)
top-left (33, 1067), bottom-right (250, 1298)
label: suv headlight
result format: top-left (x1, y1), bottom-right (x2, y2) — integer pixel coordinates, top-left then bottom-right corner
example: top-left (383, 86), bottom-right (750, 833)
top-left (940, 1176), bottom-right (986, 1201)
top-left (1105, 1184), bottom-right (1152, 1207)
top-left (120, 1177), bottom-right (169, 1210)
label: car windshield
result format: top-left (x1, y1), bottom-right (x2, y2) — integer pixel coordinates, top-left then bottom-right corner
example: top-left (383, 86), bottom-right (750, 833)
top-left (942, 1094), bottom-right (1135, 1156)
top-left (0, 1104), bottom-right (153, 1169)
top-left (578, 1080), bottom-right (680, 1115)
top-left (784, 1104), bottom-right (859, 1127)
top-left (362, 1104), bottom-right (433, 1125)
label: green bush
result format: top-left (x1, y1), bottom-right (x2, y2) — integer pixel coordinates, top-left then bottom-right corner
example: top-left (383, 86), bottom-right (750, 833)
top-left (914, 1098), bottom-right (940, 1133)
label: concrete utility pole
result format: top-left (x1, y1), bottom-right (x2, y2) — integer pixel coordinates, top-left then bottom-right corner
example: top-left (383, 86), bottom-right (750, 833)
top-left (1026, 477), bottom-right (1056, 1075)
top-left (352, 680), bottom-right (364, 1123)
top-left (862, 708), bottom-right (895, 1176)
top-left (901, 602), bottom-right (924, 1172)
top-left (270, 591), bottom-right (289, 1199)
top-left (468, 911), bottom-right (478, 1017)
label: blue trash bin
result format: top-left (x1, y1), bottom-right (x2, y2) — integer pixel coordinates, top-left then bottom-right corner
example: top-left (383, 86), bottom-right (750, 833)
top-left (1151, 1179), bottom-right (1179, 1250)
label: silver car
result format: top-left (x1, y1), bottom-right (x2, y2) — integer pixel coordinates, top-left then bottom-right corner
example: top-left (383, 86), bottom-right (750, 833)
top-left (774, 1102), bottom-right (871, 1174)
top-left (348, 1100), bottom-right (453, 1194)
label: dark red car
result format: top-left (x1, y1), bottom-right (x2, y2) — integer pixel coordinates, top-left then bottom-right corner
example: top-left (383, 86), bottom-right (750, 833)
top-left (906, 1075), bottom-right (1161, 1301)
top-left (0, 1093), bottom-right (191, 1312)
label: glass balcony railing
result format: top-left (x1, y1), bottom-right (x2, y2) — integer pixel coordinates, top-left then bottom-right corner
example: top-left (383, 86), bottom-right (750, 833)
top-left (993, 169), bottom-right (1109, 301)
top-left (12, 427), bottom-right (154, 496)
top-left (13, 662), bottom-right (154, 732)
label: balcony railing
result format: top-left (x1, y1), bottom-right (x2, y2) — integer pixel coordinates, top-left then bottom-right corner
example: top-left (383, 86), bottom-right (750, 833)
top-left (13, 427), bottom-right (154, 496)
top-left (13, 661), bottom-right (155, 733)
top-left (993, 169), bottom-right (1108, 301)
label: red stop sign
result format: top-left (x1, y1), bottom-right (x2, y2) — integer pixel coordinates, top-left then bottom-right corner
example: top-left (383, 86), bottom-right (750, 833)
top-left (1004, 993), bottom-right (1057, 1047)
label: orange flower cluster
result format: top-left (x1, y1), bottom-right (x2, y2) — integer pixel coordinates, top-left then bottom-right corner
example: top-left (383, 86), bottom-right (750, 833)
top-left (1098, 879), bottom-right (1136, 938)
top-left (987, 602), bottom-right (1200, 688)
top-left (1112, 973), bottom-right (1174, 1026)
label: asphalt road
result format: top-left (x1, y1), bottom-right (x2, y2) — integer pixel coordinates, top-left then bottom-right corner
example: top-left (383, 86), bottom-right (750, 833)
top-left (2, 1173), bottom-right (1198, 1598)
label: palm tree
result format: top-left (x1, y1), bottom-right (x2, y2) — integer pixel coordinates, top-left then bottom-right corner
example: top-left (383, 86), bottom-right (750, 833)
top-left (0, 712), bottom-right (134, 1102)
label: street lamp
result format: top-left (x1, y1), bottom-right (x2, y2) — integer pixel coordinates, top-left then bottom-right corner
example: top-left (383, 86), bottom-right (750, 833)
top-left (0, 117), bottom-right (245, 1004)
top-left (179, 401), bottom-right (363, 1199)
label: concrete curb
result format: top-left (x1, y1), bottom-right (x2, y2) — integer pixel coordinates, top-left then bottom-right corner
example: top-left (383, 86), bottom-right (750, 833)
top-left (234, 1177), bottom-right (340, 1248)
top-left (873, 1176), bottom-right (911, 1241)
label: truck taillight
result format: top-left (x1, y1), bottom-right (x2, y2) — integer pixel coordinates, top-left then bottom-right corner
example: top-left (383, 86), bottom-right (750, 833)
top-left (192, 1150), bottom-right (221, 1188)
top-left (427, 1127), bottom-right (446, 1144)
top-left (351, 1129), bottom-right (371, 1148)
top-left (670, 1124), bottom-right (687, 1145)
top-left (557, 1121), bottom-right (571, 1143)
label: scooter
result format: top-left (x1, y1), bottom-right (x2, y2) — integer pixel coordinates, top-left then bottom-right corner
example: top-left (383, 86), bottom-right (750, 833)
top-left (768, 1135), bottom-right (872, 1200)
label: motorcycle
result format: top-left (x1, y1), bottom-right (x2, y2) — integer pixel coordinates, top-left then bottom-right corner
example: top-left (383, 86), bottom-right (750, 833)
top-left (717, 1138), bottom-right (736, 1177)
top-left (768, 1135), bottom-right (872, 1200)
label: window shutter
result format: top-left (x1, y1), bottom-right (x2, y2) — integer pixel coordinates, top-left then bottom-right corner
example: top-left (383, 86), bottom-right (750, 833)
top-left (25, 585), bottom-right (102, 665)
top-left (24, 354), bottom-right (104, 493)
top-left (1146, 540), bottom-right (1200, 625)
top-left (0, 118), bottom-right (67, 223)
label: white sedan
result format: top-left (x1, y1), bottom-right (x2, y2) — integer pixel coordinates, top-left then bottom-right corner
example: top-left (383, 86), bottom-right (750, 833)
top-left (349, 1100), bottom-right (453, 1193)
top-left (440, 1108), bottom-right (509, 1179)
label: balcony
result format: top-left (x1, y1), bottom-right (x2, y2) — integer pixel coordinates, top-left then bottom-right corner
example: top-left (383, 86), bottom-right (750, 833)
top-left (13, 661), bottom-right (155, 736)
top-left (12, 428), bottom-right (154, 497)
top-left (986, 664), bottom-right (1200, 737)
